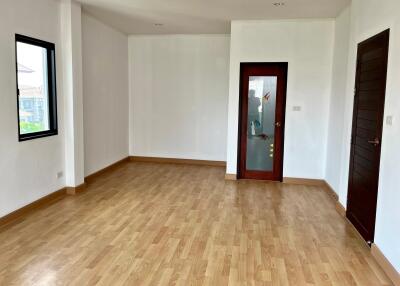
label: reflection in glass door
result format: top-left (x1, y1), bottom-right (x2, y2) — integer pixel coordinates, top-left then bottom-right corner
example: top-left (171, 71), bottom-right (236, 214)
top-left (246, 76), bottom-right (277, 171)
top-left (238, 63), bottom-right (287, 181)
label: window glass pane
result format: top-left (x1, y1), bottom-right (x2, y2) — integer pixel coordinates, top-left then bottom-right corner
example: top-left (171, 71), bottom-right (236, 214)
top-left (17, 42), bottom-right (50, 135)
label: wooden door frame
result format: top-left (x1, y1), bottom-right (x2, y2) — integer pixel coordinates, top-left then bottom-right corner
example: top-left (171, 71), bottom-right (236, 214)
top-left (237, 62), bottom-right (288, 181)
top-left (346, 29), bottom-right (390, 244)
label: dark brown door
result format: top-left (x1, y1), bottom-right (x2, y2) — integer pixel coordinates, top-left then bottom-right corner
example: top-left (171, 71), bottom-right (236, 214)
top-left (238, 63), bottom-right (287, 181)
top-left (347, 29), bottom-right (390, 244)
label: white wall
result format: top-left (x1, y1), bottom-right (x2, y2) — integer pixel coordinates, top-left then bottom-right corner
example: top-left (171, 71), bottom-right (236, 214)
top-left (325, 7), bottom-right (351, 192)
top-left (82, 12), bottom-right (129, 176)
top-left (331, 0), bottom-right (400, 273)
top-left (226, 20), bottom-right (335, 178)
top-left (129, 35), bottom-right (230, 161)
top-left (0, 0), bottom-right (65, 217)
top-left (61, 0), bottom-right (85, 187)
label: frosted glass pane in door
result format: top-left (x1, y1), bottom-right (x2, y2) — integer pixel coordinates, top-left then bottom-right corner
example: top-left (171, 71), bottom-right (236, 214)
top-left (246, 76), bottom-right (277, 171)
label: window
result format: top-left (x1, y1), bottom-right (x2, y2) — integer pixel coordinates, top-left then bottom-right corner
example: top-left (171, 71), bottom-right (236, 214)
top-left (15, 34), bottom-right (58, 141)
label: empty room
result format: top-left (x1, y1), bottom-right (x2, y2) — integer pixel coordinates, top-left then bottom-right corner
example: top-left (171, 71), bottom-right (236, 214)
top-left (1, 0), bottom-right (399, 285)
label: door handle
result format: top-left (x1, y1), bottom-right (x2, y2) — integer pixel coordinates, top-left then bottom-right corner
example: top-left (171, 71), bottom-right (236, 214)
top-left (368, 138), bottom-right (380, 146)
top-left (275, 122), bottom-right (281, 127)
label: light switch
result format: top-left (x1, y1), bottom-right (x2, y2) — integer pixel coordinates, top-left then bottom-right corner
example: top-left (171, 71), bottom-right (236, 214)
top-left (386, 116), bottom-right (393, 126)
top-left (293, 106), bottom-right (301, 112)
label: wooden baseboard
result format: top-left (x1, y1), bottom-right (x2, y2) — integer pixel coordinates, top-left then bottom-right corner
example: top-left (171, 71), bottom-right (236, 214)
top-left (0, 187), bottom-right (67, 231)
top-left (320, 180), bottom-right (346, 217)
top-left (335, 201), bottom-right (346, 217)
top-left (283, 177), bottom-right (326, 186)
top-left (85, 157), bottom-right (130, 183)
top-left (283, 178), bottom-right (347, 219)
top-left (66, 183), bottom-right (87, 195)
top-left (130, 156), bottom-right (226, 167)
top-left (344, 215), bottom-right (371, 248)
top-left (371, 244), bottom-right (400, 286)
top-left (323, 181), bottom-right (339, 201)
top-left (323, 182), bottom-right (367, 248)
top-left (0, 157), bottom-right (130, 230)
top-left (323, 181), bottom-right (346, 217)
top-left (321, 181), bottom-right (399, 281)
top-left (225, 173), bottom-right (237, 181)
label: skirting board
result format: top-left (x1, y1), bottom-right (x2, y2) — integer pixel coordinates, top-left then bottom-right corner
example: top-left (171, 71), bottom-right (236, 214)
top-left (321, 174), bottom-right (361, 246)
top-left (287, 177), bottom-right (400, 279)
top-left (130, 156), bottom-right (226, 167)
top-left (0, 157), bottom-right (131, 230)
top-left (0, 187), bottom-right (67, 231)
top-left (372, 244), bottom-right (400, 286)
top-left (322, 181), bottom-right (339, 201)
top-left (68, 157), bottom-right (132, 194)
top-left (225, 173), bottom-right (237, 181)
top-left (335, 200), bottom-right (346, 217)
top-left (283, 177), bottom-right (326, 186)
top-left (323, 181), bottom-right (346, 217)
top-left (283, 178), bottom-right (347, 218)
top-left (85, 157), bottom-right (130, 183)
top-left (66, 183), bottom-right (87, 195)
top-left (323, 181), bottom-right (399, 283)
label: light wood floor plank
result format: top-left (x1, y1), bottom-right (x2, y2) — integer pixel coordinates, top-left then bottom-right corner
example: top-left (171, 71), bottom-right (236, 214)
top-left (0, 162), bottom-right (394, 285)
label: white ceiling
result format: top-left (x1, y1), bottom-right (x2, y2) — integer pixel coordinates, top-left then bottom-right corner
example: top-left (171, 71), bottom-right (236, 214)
top-left (78, 0), bottom-right (350, 35)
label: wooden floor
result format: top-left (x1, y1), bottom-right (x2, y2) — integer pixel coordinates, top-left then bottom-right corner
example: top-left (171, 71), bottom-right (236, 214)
top-left (0, 162), bottom-right (393, 286)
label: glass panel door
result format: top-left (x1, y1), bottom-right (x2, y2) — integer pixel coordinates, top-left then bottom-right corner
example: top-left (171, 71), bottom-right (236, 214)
top-left (246, 76), bottom-right (277, 171)
top-left (238, 62), bottom-right (287, 181)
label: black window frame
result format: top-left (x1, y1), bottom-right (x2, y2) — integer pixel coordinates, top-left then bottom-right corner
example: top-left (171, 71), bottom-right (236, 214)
top-left (15, 34), bottom-right (58, 142)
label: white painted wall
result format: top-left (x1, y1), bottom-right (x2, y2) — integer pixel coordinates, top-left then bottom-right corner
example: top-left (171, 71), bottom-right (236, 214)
top-left (331, 0), bottom-right (400, 273)
top-left (61, 0), bottom-right (85, 187)
top-left (325, 7), bottom-right (351, 193)
top-left (226, 20), bottom-right (335, 178)
top-left (82, 12), bottom-right (129, 176)
top-left (129, 35), bottom-right (230, 161)
top-left (0, 0), bottom-right (65, 218)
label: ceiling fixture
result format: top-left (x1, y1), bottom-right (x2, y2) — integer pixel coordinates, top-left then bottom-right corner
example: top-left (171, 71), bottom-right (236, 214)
top-left (154, 23), bottom-right (164, 27)
top-left (273, 2), bottom-right (285, 6)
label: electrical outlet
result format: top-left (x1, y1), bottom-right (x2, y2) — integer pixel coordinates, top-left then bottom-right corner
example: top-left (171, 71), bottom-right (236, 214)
top-left (386, 116), bottom-right (393, 126)
top-left (293, 106), bottom-right (301, 112)
top-left (57, 171), bottom-right (63, 179)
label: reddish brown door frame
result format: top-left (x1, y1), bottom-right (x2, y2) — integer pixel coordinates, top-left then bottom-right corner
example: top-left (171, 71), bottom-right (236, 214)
top-left (347, 29), bottom-right (390, 245)
top-left (237, 62), bottom-right (288, 181)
